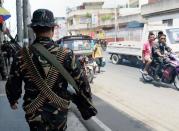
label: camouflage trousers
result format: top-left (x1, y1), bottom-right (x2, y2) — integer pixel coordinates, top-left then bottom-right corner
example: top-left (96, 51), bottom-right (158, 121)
top-left (25, 104), bottom-right (68, 131)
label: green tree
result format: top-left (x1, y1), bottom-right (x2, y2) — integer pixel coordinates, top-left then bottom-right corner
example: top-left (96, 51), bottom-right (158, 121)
top-left (85, 13), bottom-right (92, 18)
top-left (101, 15), bottom-right (113, 21)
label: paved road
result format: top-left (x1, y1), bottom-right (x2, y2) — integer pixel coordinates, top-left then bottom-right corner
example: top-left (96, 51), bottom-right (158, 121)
top-left (91, 55), bottom-right (179, 131)
top-left (2, 55), bottom-right (179, 131)
top-left (93, 95), bottom-right (151, 131)
top-left (71, 95), bottom-right (151, 131)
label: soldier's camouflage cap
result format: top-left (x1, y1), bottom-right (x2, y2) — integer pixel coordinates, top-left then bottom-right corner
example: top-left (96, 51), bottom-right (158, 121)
top-left (29, 9), bottom-right (57, 27)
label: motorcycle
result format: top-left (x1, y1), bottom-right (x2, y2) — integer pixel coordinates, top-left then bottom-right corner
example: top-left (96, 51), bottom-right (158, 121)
top-left (79, 56), bottom-right (95, 83)
top-left (140, 53), bottom-right (179, 90)
top-left (85, 58), bottom-right (95, 83)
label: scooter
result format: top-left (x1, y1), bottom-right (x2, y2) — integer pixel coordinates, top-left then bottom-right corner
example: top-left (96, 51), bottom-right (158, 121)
top-left (85, 61), bottom-right (94, 83)
top-left (140, 53), bottom-right (179, 90)
top-left (79, 56), bottom-right (95, 83)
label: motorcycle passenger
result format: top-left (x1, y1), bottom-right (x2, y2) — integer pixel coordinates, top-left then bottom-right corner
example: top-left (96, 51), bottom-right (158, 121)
top-left (142, 32), bottom-right (155, 74)
top-left (152, 34), bottom-right (172, 80)
top-left (157, 31), bottom-right (164, 40)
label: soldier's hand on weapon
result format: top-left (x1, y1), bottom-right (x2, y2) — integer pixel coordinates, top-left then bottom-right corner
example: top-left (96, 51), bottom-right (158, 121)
top-left (11, 101), bottom-right (18, 110)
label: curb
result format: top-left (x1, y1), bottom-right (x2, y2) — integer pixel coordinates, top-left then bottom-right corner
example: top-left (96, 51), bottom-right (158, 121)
top-left (70, 104), bottom-right (104, 131)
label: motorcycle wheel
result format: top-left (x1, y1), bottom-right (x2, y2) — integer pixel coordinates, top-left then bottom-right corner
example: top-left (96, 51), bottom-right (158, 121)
top-left (142, 73), bottom-right (153, 82)
top-left (174, 74), bottom-right (179, 90)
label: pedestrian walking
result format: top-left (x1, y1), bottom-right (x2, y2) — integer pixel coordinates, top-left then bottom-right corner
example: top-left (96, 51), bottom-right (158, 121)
top-left (92, 40), bottom-right (103, 73)
top-left (6, 9), bottom-right (94, 131)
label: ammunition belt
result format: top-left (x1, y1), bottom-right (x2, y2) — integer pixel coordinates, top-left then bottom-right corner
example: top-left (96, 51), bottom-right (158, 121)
top-left (20, 47), bottom-right (70, 114)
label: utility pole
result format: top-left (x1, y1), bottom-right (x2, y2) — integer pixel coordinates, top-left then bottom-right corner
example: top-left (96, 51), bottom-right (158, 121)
top-left (0, 0), bottom-right (3, 46)
top-left (115, 7), bottom-right (118, 42)
top-left (23, 0), bottom-right (29, 46)
top-left (128, 0), bottom-right (130, 8)
top-left (26, 1), bottom-right (35, 44)
top-left (16, 0), bottom-right (23, 46)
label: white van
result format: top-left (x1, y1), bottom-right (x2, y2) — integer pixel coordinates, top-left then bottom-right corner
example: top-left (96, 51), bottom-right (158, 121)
top-left (107, 24), bottom-right (179, 65)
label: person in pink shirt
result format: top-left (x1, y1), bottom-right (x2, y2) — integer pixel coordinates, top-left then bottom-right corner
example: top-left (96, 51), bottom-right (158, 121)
top-left (142, 32), bottom-right (155, 74)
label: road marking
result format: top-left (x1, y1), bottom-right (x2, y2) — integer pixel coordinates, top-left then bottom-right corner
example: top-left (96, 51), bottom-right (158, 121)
top-left (91, 116), bottom-right (112, 131)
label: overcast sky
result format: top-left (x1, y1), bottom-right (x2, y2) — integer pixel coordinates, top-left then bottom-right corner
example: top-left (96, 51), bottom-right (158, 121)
top-left (3, 0), bottom-right (127, 36)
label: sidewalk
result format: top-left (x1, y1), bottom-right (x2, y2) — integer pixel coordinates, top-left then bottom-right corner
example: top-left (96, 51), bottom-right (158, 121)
top-left (67, 111), bottom-right (87, 131)
top-left (0, 81), bottom-right (87, 131)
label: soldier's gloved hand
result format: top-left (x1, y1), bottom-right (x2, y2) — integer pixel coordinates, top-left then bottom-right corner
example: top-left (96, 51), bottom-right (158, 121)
top-left (11, 101), bottom-right (18, 110)
top-left (72, 94), bottom-right (97, 120)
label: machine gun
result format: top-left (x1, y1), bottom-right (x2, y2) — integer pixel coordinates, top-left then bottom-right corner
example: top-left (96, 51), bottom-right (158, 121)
top-left (32, 44), bottom-right (98, 120)
top-left (3, 28), bottom-right (21, 53)
top-left (4, 28), bottom-right (97, 120)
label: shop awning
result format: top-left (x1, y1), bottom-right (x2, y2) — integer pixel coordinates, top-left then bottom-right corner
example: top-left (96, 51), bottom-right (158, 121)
top-left (0, 7), bottom-right (11, 21)
top-left (127, 21), bottom-right (144, 28)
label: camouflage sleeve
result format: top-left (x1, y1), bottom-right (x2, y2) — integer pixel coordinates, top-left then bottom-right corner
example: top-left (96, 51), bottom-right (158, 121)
top-left (63, 49), bottom-right (92, 100)
top-left (5, 52), bottom-right (23, 106)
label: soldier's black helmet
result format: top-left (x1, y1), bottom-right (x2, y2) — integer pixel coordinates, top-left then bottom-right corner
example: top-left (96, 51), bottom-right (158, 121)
top-left (29, 9), bottom-right (57, 28)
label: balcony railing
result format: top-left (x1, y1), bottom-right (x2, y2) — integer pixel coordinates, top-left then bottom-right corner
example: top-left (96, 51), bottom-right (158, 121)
top-left (99, 20), bottom-right (115, 26)
top-left (68, 24), bottom-right (89, 30)
top-left (141, 0), bottom-right (179, 17)
top-left (67, 8), bottom-right (115, 18)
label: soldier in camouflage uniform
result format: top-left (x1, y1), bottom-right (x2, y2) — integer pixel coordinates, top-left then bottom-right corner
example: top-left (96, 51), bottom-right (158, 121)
top-left (0, 50), bottom-right (6, 80)
top-left (5, 9), bottom-right (92, 131)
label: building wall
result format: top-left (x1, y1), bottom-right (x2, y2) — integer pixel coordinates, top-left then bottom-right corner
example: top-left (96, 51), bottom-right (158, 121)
top-left (85, 4), bottom-right (103, 9)
top-left (139, 0), bottom-right (148, 7)
top-left (141, 0), bottom-right (179, 17)
top-left (148, 0), bottom-right (159, 4)
top-left (67, 5), bottom-right (115, 39)
top-left (129, 0), bottom-right (139, 8)
top-left (0, 0), bottom-right (3, 45)
top-left (53, 17), bottom-right (67, 40)
top-left (147, 12), bottom-right (179, 27)
top-left (129, 0), bottom-right (159, 8)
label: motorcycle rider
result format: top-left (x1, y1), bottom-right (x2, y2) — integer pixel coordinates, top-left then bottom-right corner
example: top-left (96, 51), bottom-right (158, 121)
top-left (152, 34), bottom-right (172, 80)
top-left (156, 31), bottom-right (163, 41)
top-left (142, 32), bottom-right (155, 74)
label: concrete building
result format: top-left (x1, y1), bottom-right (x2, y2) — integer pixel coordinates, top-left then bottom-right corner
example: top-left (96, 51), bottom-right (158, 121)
top-left (66, 0), bottom-right (168, 42)
top-left (0, 0), bottom-right (4, 45)
top-left (141, 0), bottom-right (179, 27)
top-left (53, 17), bottom-right (67, 40)
top-left (117, 9), bottom-right (146, 42)
top-left (129, 0), bottom-right (159, 8)
top-left (129, 0), bottom-right (139, 8)
top-left (66, 1), bottom-right (116, 39)
top-left (116, 0), bottom-right (179, 43)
